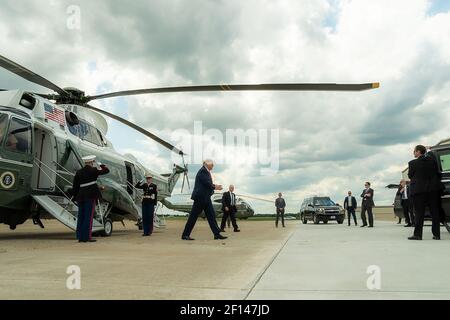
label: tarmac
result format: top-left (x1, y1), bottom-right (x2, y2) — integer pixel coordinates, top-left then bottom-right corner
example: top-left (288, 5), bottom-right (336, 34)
top-left (0, 217), bottom-right (449, 300)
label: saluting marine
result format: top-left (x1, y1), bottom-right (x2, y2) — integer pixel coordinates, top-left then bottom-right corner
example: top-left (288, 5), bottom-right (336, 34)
top-left (72, 155), bottom-right (110, 243)
top-left (135, 174), bottom-right (158, 237)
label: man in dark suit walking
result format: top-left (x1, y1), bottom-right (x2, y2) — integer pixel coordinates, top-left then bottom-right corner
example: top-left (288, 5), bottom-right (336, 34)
top-left (360, 182), bottom-right (375, 228)
top-left (344, 191), bottom-right (358, 226)
top-left (397, 179), bottom-right (415, 227)
top-left (220, 185), bottom-right (240, 232)
top-left (181, 159), bottom-right (227, 241)
top-left (408, 145), bottom-right (443, 240)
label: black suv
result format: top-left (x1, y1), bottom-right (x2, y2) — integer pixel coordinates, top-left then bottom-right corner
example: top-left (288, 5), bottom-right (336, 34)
top-left (299, 196), bottom-right (345, 224)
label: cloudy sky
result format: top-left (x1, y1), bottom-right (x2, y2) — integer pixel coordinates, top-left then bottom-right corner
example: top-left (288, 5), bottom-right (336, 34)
top-left (1, 0), bottom-right (450, 213)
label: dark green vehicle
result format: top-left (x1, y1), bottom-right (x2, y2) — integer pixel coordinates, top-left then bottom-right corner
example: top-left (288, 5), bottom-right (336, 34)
top-left (300, 196), bottom-right (345, 224)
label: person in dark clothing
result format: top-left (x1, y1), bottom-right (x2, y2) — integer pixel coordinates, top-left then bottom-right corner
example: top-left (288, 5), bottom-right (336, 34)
top-left (181, 160), bottom-right (227, 241)
top-left (275, 193), bottom-right (286, 228)
top-left (72, 155), bottom-right (110, 243)
top-left (220, 185), bottom-right (240, 232)
top-left (344, 191), bottom-right (358, 226)
top-left (397, 179), bottom-right (415, 227)
top-left (360, 182), bottom-right (375, 228)
top-left (408, 145), bottom-right (443, 240)
top-left (135, 174), bottom-right (158, 237)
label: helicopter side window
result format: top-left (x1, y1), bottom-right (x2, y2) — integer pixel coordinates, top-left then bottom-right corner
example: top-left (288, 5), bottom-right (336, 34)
top-left (5, 117), bottom-right (32, 153)
top-left (0, 113), bottom-right (8, 146)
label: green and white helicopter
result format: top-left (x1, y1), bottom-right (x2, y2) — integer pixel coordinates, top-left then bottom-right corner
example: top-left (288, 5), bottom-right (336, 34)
top-left (0, 53), bottom-right (379, 237)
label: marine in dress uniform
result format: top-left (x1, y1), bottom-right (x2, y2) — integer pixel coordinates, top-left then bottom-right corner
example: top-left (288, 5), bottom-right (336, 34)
top-left (135, 174), bottom-right (158, 237)
top-left (72, 155), bottom-right (110, 243)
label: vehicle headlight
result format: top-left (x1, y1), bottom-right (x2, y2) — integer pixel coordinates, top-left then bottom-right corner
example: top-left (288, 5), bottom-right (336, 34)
top-left (316, 208), bottom-right (325, 213)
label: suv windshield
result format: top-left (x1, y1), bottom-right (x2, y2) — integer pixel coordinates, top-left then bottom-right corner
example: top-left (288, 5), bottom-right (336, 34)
top-left (314, 198), bottom-right (335, 206)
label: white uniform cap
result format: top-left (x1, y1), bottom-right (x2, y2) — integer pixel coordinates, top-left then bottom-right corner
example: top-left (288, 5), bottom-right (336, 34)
top-left (82, 155), bottom-right (96, 163)
top-left (145, 173), bottom-right (153, 178)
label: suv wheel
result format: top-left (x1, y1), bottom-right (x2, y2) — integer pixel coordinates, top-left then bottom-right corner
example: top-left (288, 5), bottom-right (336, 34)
top-left (313, 215), bottom-right (320, 224)
top-left (302, 214), bottom-right (308, 224)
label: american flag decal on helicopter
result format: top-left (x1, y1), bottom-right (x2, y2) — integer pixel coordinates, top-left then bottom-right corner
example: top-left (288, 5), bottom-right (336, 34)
top-left (44, 103), bottom-right (66, 126)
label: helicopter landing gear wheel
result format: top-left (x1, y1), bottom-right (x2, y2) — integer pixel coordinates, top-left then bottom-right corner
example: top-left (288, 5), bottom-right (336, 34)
top-left (100, 218), bottom-right (113, 237)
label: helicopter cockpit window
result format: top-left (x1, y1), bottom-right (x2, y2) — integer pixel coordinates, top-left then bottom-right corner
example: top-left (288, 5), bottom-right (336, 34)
top-left (72, 120), bottom-right (104, 147)
top-left (5, 118), bottom-right (32, 153)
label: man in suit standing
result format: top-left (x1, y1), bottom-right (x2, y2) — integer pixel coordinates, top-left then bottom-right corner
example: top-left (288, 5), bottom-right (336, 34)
top-left (220, 185), bottom-right (240, 232)
top-left (344, 191), bottom-right (358, 226)
top-left (397, 179), bottom-right (415, 227)
top-left (181, 159), bottom-right (227, 241)
top-left (275, 193), bottom-right (286, 228)
top-left (408, 145), bottom-right (443, 240)
top-left (360, 182), bottom-right (375, 228)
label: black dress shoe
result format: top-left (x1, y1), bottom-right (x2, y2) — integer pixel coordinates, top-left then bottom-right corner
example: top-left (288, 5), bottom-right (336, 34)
top-left (220, 229), bottom-right (226, 233)
top-left (368, 226), bottom-right (374, 228)
top-left (404, 224), bottom-right (412, 227)
top-left (360, 225), bottom-right (367, 228)
top-left (433, 236), bottom-right (441, 240)
top-left (408, 236), bottom-right (422, 241)
top-left (181, 236), bottom-right (195, 241)
top-left (214, 234), bottom-right (228, 240)
top-left (142, 234), bottom-right (150, 237)
top-left (87, 239), bottom-right (97, 243)
top-left (234, 229), bottom-right (241, 232)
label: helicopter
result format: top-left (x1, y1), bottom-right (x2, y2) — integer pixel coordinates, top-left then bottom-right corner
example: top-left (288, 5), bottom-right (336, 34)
top-left (161, 192), bottom-right (273, 219)
top-left (0, 53), bottom-right (380, 237)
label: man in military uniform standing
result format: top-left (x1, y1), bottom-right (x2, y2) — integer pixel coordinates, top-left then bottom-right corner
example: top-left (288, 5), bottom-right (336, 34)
top-left (135, 174), bottom-right (158, 237)
top-left (72, 155), bottom-right (110, 243)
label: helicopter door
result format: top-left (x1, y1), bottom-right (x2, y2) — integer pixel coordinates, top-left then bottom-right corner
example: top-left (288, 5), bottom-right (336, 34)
top-left (124, 161), bottom-right (136, 197)
top-left (32, 127), bottom-right (57, 191)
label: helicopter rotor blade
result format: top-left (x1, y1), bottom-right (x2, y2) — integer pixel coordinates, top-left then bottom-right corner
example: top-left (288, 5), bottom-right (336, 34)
top-left (85, 83), bottom-right (380, 102)
top-left (83, 103), bottom-right (185, 156)
top-left (235, 194), bottom-right (274, 203)
top-left (0, 54), bottom-right (68, 96)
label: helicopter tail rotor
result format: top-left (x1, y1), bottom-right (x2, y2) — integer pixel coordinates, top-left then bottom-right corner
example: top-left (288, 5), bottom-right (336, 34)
top-left (180, 153), bottom-right (190, 193)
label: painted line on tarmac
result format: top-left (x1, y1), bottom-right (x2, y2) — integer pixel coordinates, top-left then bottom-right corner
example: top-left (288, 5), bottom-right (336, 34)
top-left (244, 227), bottom-right (297, 300)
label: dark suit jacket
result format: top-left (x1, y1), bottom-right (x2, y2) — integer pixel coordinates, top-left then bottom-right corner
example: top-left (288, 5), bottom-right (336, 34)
top-left (191, 166), bottom-right (215, 203)
top-left (222, 191), bottom-right (237, 213)
top-left (344, 196), bottom-right (357, 210)
top-left (408, 154), bottom-right (443, 196)
top-left (275, 198), bottom-right (286, 209)
top-left (360, 188), bottom-right (375, 207)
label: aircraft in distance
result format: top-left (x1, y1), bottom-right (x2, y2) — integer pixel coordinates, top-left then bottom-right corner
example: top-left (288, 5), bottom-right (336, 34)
top-left (0, 53), bottom-right (379, 236)
top-left (162, 193), bottom-right (255, 219)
